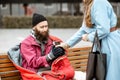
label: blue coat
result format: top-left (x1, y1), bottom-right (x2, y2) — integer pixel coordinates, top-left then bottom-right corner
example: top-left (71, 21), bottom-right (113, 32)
top-left (66, 0), bottom-right (120, 80)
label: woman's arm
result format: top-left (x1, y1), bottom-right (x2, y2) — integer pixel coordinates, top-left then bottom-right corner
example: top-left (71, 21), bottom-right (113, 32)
top-left (66, 24), bottom-right (85, 47)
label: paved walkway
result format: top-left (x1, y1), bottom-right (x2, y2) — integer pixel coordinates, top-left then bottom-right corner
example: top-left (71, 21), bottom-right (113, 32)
top-left (0, 29), bottom-right (92, 53)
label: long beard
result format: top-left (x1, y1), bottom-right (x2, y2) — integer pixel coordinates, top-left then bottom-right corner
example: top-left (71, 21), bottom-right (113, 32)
top-left (34, 29), bottom-right (49, 42)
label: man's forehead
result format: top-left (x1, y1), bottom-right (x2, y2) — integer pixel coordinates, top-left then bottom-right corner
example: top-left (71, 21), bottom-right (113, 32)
top-left (38, 21), bottom-right (48, 25)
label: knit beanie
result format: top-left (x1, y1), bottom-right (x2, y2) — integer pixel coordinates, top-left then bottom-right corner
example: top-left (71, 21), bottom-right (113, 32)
top-left (32, 13), bottom-right (47, 27)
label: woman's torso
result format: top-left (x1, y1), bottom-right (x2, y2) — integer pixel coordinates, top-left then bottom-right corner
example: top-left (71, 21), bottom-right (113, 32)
top-left (83, 0), bottom-right (117, 34)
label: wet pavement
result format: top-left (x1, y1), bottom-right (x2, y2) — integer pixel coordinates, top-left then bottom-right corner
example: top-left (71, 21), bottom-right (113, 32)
top-left (0, 29), bottom-right (92, 53)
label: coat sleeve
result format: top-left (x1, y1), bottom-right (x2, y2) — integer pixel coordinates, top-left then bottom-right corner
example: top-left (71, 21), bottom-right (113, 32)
top-left (20, 43), bottom-right (49, 68)
top-left (87, 0), bottom-right (111, 42)
top-left (66, 23), bottom-right (85, 47)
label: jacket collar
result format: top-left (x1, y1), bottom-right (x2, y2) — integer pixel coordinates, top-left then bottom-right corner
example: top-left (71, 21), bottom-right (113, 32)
top-left (30, 35), bottom-right (53, 47)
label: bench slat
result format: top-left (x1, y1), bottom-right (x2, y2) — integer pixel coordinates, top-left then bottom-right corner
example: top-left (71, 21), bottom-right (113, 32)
top-left (0, 54), bottom-right (8, 59)
top-left (67, 51), bottom-right (89, 56)
top-left (0, 59), bottom-right (11, 64)
top-left (72, 63), bottom-right (87, 67)
top-left (0, 67), bottom-right (17, 72)
top-left (68, 47), bottom-right (91, 52)
top-left (69, 59), bottom-right (88, 63)
top-left (0, 63), bottom-right (14, 68)
top-left (1, 76), bottom-right (21, 80)
top-left (72, 67), bottom-right (86, 71)
top-left (70, 63), bottom-right (88, 71)
top-left (68, 55), bottom-right (88, 60)
top-left (0, 70), bottom-right (20, 78)
top-left (75, 68), bottom-right (86, 71)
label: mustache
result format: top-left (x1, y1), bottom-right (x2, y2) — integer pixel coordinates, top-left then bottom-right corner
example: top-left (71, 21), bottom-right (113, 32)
top-left (34, 29), bottom-right (49, 42)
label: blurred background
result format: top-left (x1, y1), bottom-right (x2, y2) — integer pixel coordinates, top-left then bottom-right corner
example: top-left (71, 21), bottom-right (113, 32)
top-left (0, 0), bottom-right (120, 52)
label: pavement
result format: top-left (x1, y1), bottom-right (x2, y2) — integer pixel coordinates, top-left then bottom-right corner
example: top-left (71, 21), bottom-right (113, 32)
top-left (0, 28), bottom-right (92, 53)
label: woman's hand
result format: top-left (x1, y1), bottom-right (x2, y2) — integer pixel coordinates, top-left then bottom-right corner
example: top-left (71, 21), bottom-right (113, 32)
top-left (56, 42), bottom-right (70, 49)
top-left (82, 34), bottom-right (89, 41)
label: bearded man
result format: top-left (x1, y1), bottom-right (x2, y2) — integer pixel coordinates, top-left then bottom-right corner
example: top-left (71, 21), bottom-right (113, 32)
top-left (20, 13), bottom-right (65, 73)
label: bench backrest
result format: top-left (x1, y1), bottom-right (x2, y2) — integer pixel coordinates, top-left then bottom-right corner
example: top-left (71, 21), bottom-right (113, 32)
top-left (0, 47), bottom-right (91, 80)
top-left (0, 53), bottom-right (21, 80)
top-left (67, 47), bottom-right (91, 72)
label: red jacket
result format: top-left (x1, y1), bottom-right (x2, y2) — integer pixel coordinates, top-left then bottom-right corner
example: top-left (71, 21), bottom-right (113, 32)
top-left (20, 35), bottom-right (62, 72)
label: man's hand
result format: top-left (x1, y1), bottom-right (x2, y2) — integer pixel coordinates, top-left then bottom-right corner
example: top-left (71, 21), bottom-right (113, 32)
top-left (52, 46), bottom-right (65, 58)
top-left (46, 46), bottom-right (65, 62)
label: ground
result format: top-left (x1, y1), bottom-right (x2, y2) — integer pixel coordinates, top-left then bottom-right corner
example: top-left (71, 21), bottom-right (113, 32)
top-left (0, 28), bottom-right (92, 53)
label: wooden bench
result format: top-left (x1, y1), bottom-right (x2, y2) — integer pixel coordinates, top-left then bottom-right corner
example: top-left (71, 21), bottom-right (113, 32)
top-left (0, 47), bottom-right (91, 80)
top-left (0, 53), bottom-right (21, 80)
top-left (67, 47), bottom-right (91, 72)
